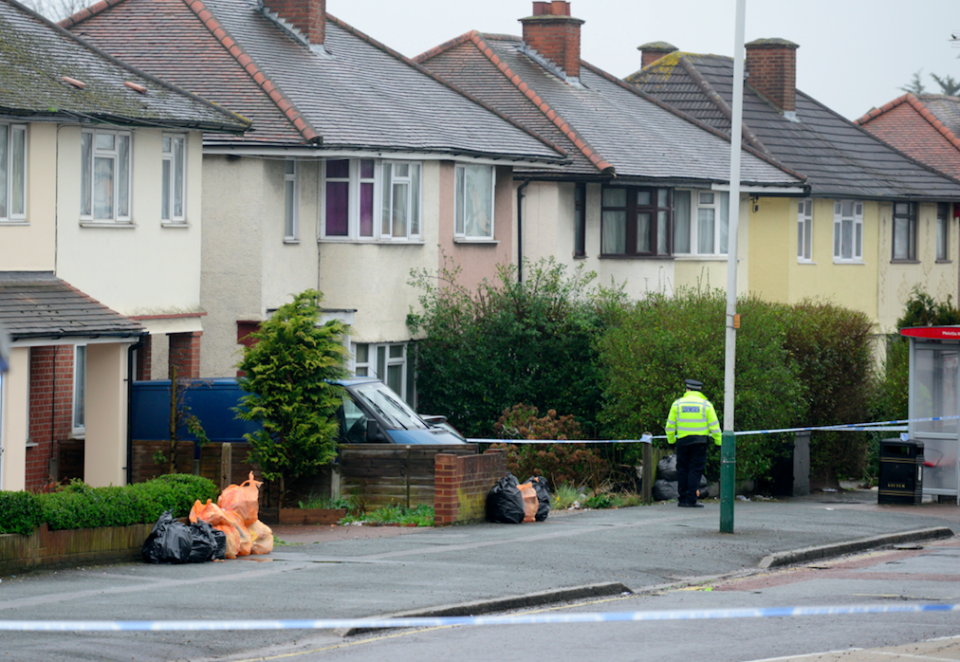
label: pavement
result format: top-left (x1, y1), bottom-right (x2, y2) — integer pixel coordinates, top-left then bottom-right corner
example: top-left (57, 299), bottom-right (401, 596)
top-left (1, 488), bottom-right (960, 661)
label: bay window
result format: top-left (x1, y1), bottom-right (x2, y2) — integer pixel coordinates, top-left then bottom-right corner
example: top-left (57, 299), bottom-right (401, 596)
top-left (161, 133), bottom-right (185, 222)
top-left (81, 129), bottom-right (131, 222)
top-left (0, 123), bottom-right (27, 222)
top-left (322, 158), bottom-right (421, 240)
top-left (455, 164), bottom-right (495, 240)
top-left (833, 200), bottom-right (863, 262)
top-left (601, 186), bottom-right (670, 256)
top-left (672, 190), bottom-right (729, 256)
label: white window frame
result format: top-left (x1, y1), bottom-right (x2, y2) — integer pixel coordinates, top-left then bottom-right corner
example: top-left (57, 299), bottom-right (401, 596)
top-left (72, 345), bottom-right (86, 437)
top-left (352, 342), bottom-right (410, 403)
top-left (320, 158), bottom-right (422, 242)
top-left (797, 198), bottom-right (813, 262)
top-left (284, 159), bottom-right (299, 241)
top-left (81, 128), bottom-right (132, 222)
top-left (673, 189), bottom-right (729, 256)
top-left (381, 161), bottom-right (422, 241)
top-left (161, 133), bottom-right (186, 223)
top-left (833, 200), bottom-right (863, 263)
top-left (454, 164), bottom-right (496, 241)
top-left (0, 123), bottom-right (27, 223)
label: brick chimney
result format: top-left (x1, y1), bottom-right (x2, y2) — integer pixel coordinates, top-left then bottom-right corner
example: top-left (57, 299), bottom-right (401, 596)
top-left (745, 38), bottom-right (799, 113)
top-left (262, 0), bottom-right (326, 45)
top-left (638, 41), bottom-right (677, 68)
top-left (519, 1), bottom-right (585, 80)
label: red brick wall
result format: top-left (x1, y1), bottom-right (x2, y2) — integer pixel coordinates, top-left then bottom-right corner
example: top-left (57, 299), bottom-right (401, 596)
top-left (521, 5), bottom-right (584, 79)
top-left (26, 345), bottom-right (77, 491)
top-left (262, 0), bottom-right (325, 45)
top-left (434, 450), bottom-right (507, 526)
top-left (745, 42), bottom-right (798, 112)
top-left (169, 331), bottom-right (202, 379)
top-left (136, 334), bottom-right (152, 382)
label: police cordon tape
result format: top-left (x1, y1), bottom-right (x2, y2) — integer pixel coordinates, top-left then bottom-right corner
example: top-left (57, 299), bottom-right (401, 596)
top-left (2, 603), bottom-right (959, 631)
top-left (465, 414), bottom-right (957, 444)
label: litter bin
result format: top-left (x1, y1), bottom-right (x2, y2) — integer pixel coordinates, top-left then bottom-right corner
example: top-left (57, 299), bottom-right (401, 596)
top-left (878, 438), bottom-right (924, 505)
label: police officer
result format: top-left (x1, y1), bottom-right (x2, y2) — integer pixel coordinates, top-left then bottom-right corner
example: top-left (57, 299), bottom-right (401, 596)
top-left (665, 378), bottom-right (721, 507)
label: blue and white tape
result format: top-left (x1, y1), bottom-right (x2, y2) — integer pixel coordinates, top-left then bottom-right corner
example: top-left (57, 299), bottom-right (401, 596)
top-left (1, 603), bottom-right (958, 631)
top-left (468, 414), bottom-right (956, 444)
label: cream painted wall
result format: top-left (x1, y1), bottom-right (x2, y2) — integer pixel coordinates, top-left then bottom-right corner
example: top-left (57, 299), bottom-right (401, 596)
top-left (200, 155), bottom-right (266, 377)
top-left (0, 348), bottom-right (29, 492)
top-left (55, 126), bottom-right (204, 317)
top-left (1, 123), bottom-right (57, 271)
top-left (878, 202), bottom-right (959, 333)
top-left (84, 343), bottom-right (128, 487)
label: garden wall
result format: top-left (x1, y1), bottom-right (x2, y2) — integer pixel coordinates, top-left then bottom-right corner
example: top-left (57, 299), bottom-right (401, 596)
top-left (434, 450), bottom-right (507, 525)
top-left (0, 522), bottom-right (152, 575)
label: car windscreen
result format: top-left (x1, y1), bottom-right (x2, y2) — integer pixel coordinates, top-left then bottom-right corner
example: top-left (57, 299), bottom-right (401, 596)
top-left (349, 382), bottom-right (429, 431)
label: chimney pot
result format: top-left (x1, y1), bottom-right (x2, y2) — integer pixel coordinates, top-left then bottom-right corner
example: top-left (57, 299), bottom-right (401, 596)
top-left (520, 1), bottom-right (584, 79)
top-left (745, 38), bottom-right (799, 113)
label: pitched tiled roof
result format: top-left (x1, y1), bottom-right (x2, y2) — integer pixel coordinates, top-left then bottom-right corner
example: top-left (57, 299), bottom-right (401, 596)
top-left (417, 32), bottom-right (804, 188)
top-left (0, 273), bottom-right (144, 341)
top-left (63, 0), bottom-right (565, 162)
top-left (628, 54), bottom-right (960, 201)
top-left (854, 94), bottom-right (960, 181)
top-left (0, 0), bottom-right (248, 132)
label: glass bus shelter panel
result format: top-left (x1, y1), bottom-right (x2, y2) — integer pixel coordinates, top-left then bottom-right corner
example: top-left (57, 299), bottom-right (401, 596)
top-left (913, 347), bottom-right (959, 435)
top-left (913, 436), bottom-right (959, 494)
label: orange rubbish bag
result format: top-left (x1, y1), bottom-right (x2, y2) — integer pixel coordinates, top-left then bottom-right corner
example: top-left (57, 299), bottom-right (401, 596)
top-left (249, 520), bottom-right (274, 555)
top-left (517, 482), bottom-right (538, 523)
top-left (190, 499), bottom-right (253, 558)
top-left (218, 471), bottom-right (262, 526)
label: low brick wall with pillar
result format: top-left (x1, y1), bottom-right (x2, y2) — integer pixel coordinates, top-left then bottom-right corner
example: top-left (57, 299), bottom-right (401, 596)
top-left (434, 449), bottom-right (507, 526)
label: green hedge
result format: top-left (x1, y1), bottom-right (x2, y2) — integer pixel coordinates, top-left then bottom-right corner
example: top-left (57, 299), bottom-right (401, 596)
top-left (0, 474), bottom-right (218, 536)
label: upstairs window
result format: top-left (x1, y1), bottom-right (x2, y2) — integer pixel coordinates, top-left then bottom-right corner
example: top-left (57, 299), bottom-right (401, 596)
top-left (797, 198), bottom-right (813, 261)
top-left (81, 129), bottom-right (131, 222)
top-left (601, 186), bottom-right (671, 257)
top-left (833, 200), bottom-right (863, 262)
top-left (892, 202), bottom-right (917, 261)
top-left (161, 134), bottom-right (185, 222)
top-left (0, 123), bottom-right (27, 222)
top-left (284, 159), bottom-right (298, 241)
top-left (323, 159), bottom-right (421, 240)
top-left (455, 164), bottom-right (495, 240)
top-left (937, 202), bottom-right (950, 261)
top-left (673, 190), bottom-right (729, 256)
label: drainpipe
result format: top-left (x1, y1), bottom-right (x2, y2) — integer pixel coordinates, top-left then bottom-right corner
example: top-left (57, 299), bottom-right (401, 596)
top-left (517, 181), bottom-right (530, 283)
top-left (126, 336), bottom-right (145, 485)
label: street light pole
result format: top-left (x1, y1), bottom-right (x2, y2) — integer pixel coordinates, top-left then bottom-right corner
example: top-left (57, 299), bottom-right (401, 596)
top-left (720, 0), bottom-right (746, 534)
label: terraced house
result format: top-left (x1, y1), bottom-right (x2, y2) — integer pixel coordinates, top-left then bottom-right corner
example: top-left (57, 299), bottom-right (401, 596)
top-left (0, 0), bottom-right (248, 491)
top-left (417, 1), bottom-right (807, 303)
top-left (62, 0), bottom-right (566, 404)
top-left (627, 39), bottom-right (960, 340)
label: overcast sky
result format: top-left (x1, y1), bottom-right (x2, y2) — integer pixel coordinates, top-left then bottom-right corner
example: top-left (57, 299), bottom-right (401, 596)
top-left (329, 0), bottom-right (958, 121)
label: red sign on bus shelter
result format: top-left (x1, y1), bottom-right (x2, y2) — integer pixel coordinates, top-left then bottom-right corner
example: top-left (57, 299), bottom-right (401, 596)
top-left (900, 327), bottom-right (960, 340)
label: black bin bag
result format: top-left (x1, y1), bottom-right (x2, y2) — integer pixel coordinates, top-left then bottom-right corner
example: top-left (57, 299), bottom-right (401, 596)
top-left (142, 511), bottom-right (225, 564)
top-left (525, 476), bottom-right (551, 521)
top-left (486, 473), bottom-right (525, 523)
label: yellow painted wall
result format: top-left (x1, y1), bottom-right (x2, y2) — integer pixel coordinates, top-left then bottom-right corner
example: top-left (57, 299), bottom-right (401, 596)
top-left (747, 196), bottom-right (792, 303)
top-left (0, 348), bottom-right (30, 492)
top-left (84, 343), bottom-right (128, 487)
top-left (1, 123), bottom-right (57, 271)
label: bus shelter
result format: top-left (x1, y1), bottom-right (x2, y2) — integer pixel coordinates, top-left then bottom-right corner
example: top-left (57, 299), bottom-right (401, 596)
top-left (902, 326), bottom-right (960, 504)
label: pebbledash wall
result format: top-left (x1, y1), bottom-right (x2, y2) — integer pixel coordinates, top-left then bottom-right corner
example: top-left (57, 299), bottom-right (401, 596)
top-left (434, 450), bottom-right (507, 525)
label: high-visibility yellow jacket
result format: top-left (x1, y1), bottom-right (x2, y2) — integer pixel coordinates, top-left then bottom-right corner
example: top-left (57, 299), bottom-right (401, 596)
top-left (665, 390), bottom-right (721, 446)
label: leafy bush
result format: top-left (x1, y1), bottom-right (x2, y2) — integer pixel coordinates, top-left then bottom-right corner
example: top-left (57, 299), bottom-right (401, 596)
top-left (490, 403), bottom-right (610, 489)
top-left (0, 491), bottom-right (43, 535)
top-left (35, 475), bottom-right (218, 532)
top-left (597, 288), bottom-right (804, 482)
top-left (340, 503), bottom-right (434, 527)
top-left (408, 257), bottom-right (624, 438)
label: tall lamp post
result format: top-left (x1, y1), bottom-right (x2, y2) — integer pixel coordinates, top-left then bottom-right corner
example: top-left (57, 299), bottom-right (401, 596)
top-left (720, 0), bottom-right (746, 534)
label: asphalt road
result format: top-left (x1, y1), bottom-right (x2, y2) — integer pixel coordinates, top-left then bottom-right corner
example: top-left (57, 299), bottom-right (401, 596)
top-left (2, 490), bottom-right (959, 661)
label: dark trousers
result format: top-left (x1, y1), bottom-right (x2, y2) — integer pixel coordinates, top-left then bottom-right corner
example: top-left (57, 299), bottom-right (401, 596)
top-left (676, 438), bottom-right (707, 505)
